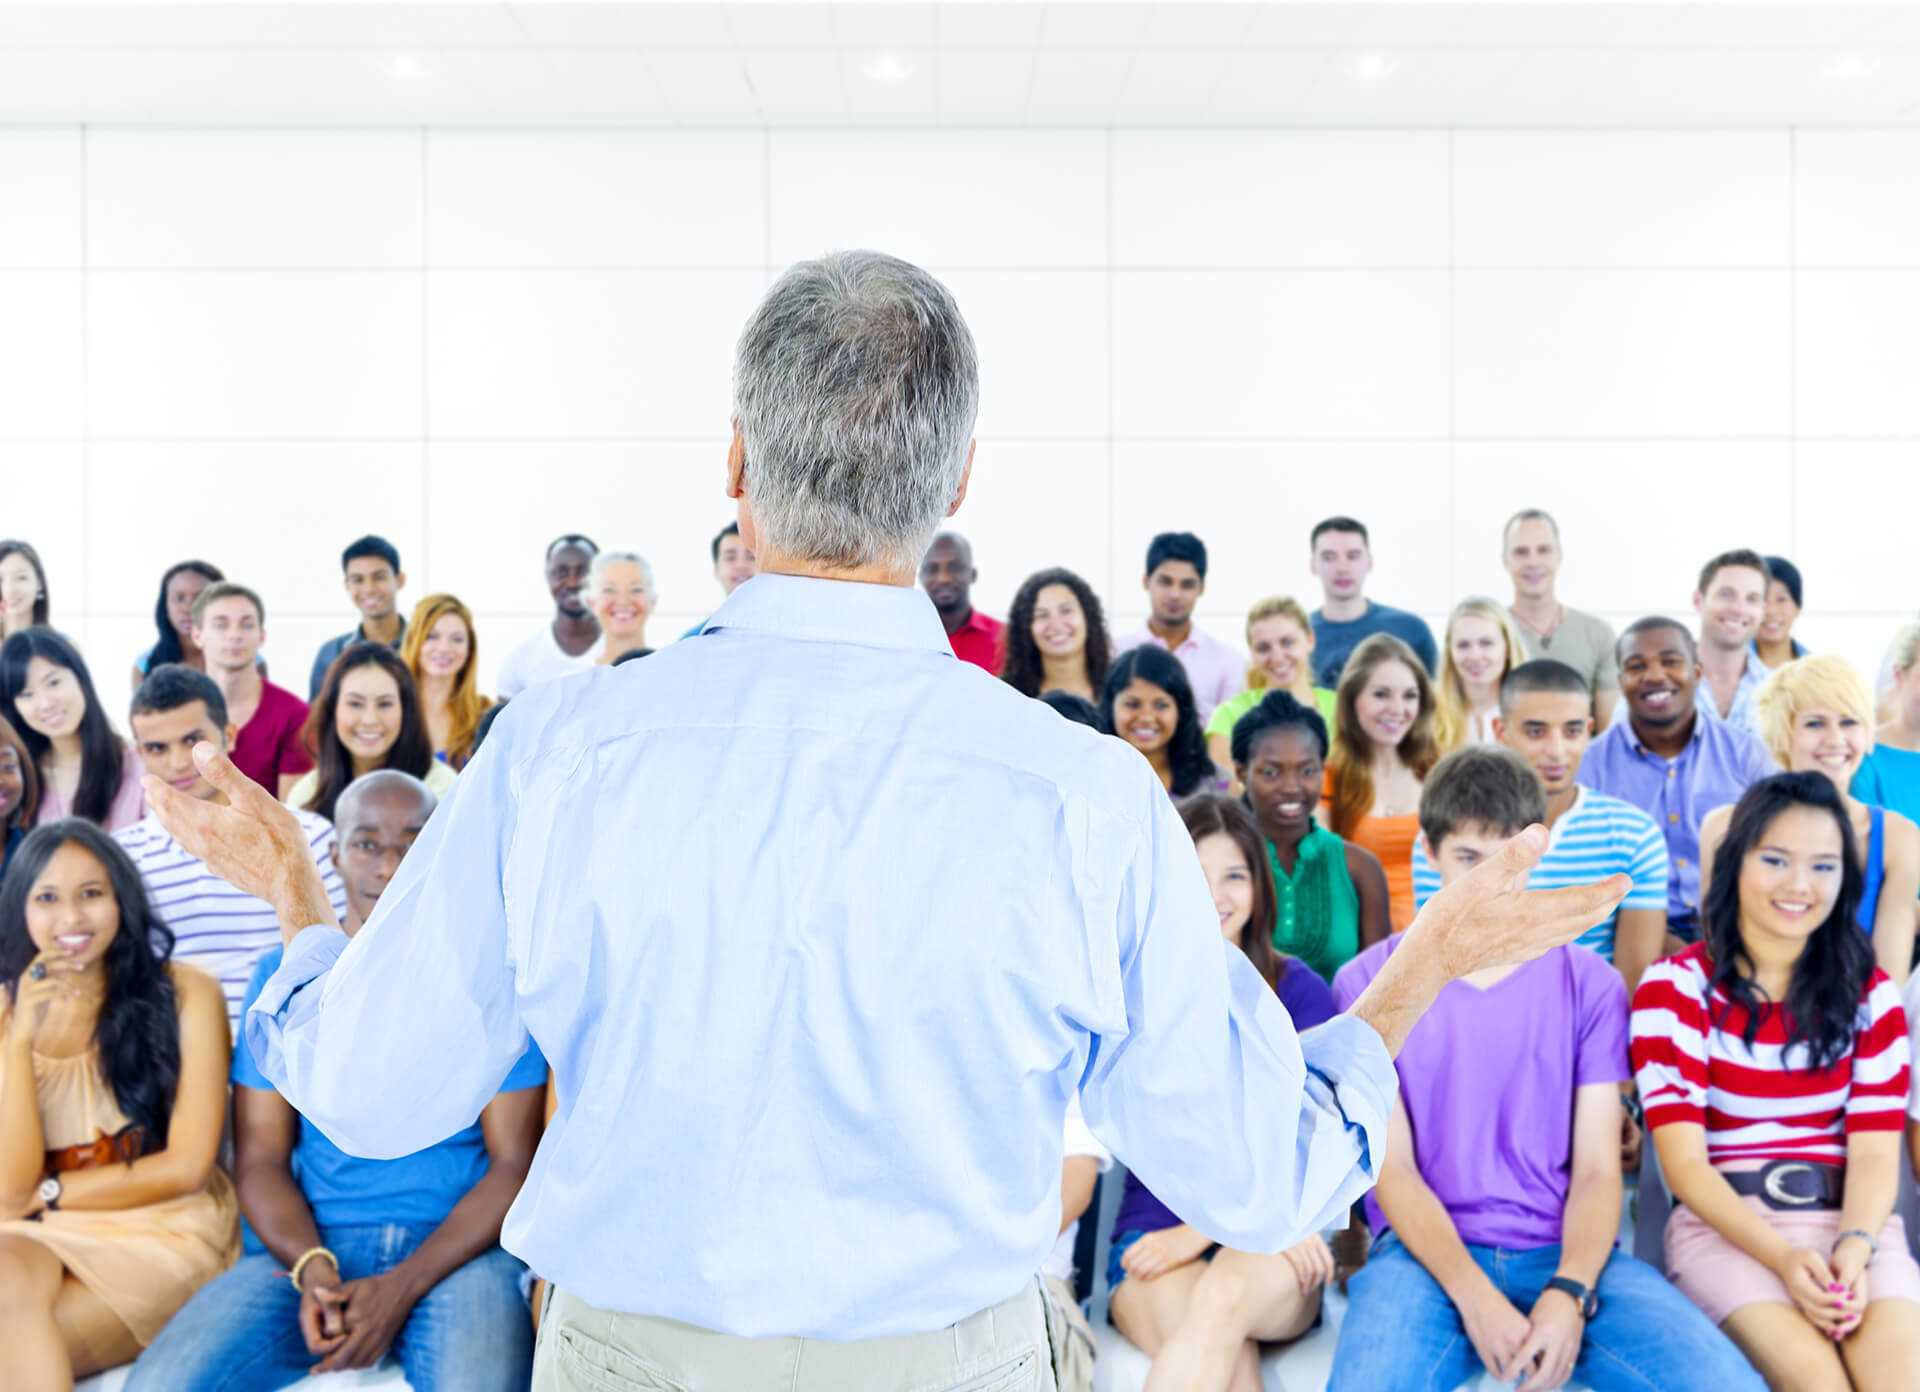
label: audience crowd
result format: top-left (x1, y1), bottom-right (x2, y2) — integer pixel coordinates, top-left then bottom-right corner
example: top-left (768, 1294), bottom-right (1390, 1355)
top-left (0, 508), bottom-right (1917, 1392)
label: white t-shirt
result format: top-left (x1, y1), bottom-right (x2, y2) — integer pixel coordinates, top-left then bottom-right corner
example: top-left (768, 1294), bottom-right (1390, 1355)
top-left (495, 623), bottom-right (600, 699)
top-left (1043, 1097), bottom-right (1114, 1282)
top-left (1905, 971), bottom-right (1920, 1123)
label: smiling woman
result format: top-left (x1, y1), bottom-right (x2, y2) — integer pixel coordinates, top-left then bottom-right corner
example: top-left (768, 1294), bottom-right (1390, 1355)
top-left (401, 593), bottom-right (490, 772)
top-left (287, 643), bottom-right (453, 823)
top-left (0, 631), bottom-right (145, 833)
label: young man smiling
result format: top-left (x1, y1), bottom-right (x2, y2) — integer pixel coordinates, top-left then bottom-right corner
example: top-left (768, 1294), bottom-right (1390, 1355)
top-left (919, 531), bottom-right (1004, 673)
top-left (308, 536), bottom-right (407, 700)
top-left (1577, 619), bottom-right (1775, 943)
top-left (118, 665), bottom-right (343, 1033)
top-left (1692, 548), bottom-right (1771, 737)
top-left (1307, 516), bottom-right (1437, 688)
top-left (496, 534), bottom-right (602, 698)
top-left (1114, 531), bottom-right (1243, 722)
top-left (190, 581), bottom-right (311, 798)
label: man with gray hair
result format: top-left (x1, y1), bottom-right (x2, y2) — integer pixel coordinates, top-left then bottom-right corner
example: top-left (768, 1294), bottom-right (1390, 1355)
top-left (144, 251), bottom-right (1626, 1391)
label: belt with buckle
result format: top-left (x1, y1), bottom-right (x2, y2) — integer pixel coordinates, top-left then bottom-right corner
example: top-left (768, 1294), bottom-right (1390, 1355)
top-left (1724, 1160), bottom-right (1843, 1211)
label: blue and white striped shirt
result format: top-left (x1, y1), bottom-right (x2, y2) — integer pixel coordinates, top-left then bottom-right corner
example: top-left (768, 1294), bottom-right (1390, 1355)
top-left (1413, 787), bottom-right (1668, 962)
top-left (117, 810), bottom-right (346, 1034)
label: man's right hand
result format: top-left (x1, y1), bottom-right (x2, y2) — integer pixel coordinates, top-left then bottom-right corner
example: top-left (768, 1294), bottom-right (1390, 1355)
top-left (1457, 1281), bottom-right (1533, 1382)
top-left (297, 1256), bottom-right (348, 1356)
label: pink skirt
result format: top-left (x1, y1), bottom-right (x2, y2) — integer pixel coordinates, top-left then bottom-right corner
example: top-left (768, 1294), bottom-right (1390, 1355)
top-left (1665, 1197), bottom-right (1920, 1326)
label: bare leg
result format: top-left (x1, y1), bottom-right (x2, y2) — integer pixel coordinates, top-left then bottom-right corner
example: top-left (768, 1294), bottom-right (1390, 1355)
top-left (1137, 1249), bottom-right (1322, 1392)
top-left (1839, 1299), bottom-right (1920, 1392)
top-left (54, 1275), bottom-right (141, 1377)
top-left (0, 1234), bottom-right (73, 1392)
top-left (1110, 1261), bottom-right (1209, 1357)
top-left (1719, 1303), bottom-right (1851, 1392)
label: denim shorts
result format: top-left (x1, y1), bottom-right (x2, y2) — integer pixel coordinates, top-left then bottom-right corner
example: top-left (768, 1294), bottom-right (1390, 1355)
top-left (1105, 1228), bottom-right (1219, 1293)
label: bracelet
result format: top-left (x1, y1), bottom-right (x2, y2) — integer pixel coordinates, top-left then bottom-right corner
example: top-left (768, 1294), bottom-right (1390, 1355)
top-left (1832, 1229), bottom-right (1879, 1264)
top-left (288, 1246), bottom-right (339, 1293)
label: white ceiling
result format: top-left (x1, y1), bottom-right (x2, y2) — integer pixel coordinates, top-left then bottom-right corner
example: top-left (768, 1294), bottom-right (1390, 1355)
top-left (3, 1), bottom-right (1920, 126)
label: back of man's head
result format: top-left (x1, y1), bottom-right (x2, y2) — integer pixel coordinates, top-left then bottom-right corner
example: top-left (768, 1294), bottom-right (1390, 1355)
top-left (132, 663), bottom-right (228, 731)
top-left (1145, 532), bottom-right (1207, 580)
top-left (1499, 659), bottom-right (1590, 718)
top-left (1310, 516), bottom-right (1369, 550)
top-left (342, 534), bottom-right (400, 574)
top-left (733, 251), bottom-right (979, 574)
top-left (1418, 744), bottom-right (1546, 859)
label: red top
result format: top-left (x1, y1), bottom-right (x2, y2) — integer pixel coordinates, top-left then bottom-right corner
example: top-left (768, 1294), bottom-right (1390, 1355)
top-left (947, 609), bottom-right (1006, 674)
top-left (1630, 943), bottom-right (1910, 1167)
top-left (231, 679), bottom-right (314, 793)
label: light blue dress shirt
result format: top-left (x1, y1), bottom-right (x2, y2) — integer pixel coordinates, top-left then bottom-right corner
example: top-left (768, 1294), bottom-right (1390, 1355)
top-left (246, 573), bottom-right (1397, 1341)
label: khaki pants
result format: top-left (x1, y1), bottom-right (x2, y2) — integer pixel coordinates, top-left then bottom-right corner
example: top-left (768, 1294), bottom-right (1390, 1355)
top-left (1039, 1275), bottom-right (1095, 1392)
top-left (534, 1279), bottom-right (1058, 1392)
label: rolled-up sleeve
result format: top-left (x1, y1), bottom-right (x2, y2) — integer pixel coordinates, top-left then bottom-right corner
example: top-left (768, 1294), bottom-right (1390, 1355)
top-left (1075, 784), bottom-right (1398, 1253)
top-left (243, 715), bottom-right (529, 1159)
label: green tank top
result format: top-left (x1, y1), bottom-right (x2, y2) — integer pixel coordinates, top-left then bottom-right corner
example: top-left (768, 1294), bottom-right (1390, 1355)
top-left (1266, 824), bottom-right (1363, 983)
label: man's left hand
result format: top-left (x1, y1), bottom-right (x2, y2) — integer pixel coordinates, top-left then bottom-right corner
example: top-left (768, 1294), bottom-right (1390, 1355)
top-left (142, 742), bottom-right (340, 943)
top-left (308, 1272), bottom-right (420, 1374)
top-left (1513, 1287), bottom-right (1586, 1392)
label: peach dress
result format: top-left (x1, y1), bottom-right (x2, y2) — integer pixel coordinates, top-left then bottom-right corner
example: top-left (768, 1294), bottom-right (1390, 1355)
top-left (0, 1046), bottom-right (239, 1344)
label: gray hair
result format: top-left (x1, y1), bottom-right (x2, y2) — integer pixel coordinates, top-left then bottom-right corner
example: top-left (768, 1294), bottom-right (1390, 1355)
top-left (1890, 618), bottom-right (1920, 676)
top-left (588, 549), bottom-right (656, 604)
top-left (732, 251), bottom-right (979, 572)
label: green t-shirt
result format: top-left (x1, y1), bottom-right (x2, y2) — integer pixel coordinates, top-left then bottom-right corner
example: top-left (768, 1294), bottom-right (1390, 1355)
top-left (1204, 686), bottom-right (1338, 747)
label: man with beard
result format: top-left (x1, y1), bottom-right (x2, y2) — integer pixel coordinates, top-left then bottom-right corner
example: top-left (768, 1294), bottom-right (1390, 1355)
top-left (1576, 618), bottom-right (1774, 944)
top-left (495, 535), bottom-right (601, 698)
top-left (919, 531), bottom-right (1004, 673)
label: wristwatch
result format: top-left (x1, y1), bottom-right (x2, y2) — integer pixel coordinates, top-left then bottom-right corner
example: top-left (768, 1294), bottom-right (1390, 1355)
top-left (37, 1175), bottom-right (61, 1212)
top-left (1545, 1276), bottom-right (1600, 1321)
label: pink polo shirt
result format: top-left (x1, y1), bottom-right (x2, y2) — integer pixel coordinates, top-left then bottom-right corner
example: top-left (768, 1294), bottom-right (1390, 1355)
top-left (1114, 622), bottom-right (1245, 723)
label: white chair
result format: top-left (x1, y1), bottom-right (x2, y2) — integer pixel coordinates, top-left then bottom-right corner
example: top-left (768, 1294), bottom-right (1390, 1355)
top-left (79, 1362), bottom-right (413, 1391)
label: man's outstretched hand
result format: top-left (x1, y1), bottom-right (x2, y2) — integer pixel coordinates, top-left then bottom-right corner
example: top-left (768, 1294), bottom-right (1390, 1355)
top-left (1347, 825), bottom-right (1630, 1059)
top-left (143, 742), bottom-right (341, 944)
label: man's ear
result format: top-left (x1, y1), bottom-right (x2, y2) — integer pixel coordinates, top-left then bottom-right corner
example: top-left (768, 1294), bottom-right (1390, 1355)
top-left (943, 440), bottom-right (975, 518)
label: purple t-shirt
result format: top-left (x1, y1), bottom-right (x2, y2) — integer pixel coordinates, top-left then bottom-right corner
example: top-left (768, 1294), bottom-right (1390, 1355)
top-left (1331, 937), bottom-right (1629, 1251)
top-left (1111, 956), bottom-right (1335, 1238)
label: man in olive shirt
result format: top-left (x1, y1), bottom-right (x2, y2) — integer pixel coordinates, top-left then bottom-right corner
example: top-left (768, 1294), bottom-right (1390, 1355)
top-left (1502, 509), bottom-right (1618, 728)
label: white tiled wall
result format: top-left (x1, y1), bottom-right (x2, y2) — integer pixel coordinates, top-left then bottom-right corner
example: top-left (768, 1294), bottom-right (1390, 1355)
top-left (3, 125), bottom-right (1917, 705)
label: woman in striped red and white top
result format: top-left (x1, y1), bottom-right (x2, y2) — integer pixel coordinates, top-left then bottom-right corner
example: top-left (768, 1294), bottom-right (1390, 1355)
top-left (1631, 771), bottom-right (1920, 1392)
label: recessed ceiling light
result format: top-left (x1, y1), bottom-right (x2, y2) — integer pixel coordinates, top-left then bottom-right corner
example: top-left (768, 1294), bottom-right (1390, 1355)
top-left (861, 54), bottom-right (914, 84)
top-left (390, 54), bottom-right (423, 80)
top-left (1356, 54), bottom-right (1396, 80)
top-left (1822, 54), bottom-right (1875, 81)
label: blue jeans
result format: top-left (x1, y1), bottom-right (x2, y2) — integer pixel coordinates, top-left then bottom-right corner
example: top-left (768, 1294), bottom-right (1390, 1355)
top-left (1329, 1233), bottom-right (1762, 1392)
top-left (127, 1223), bottom-right (534, 1392)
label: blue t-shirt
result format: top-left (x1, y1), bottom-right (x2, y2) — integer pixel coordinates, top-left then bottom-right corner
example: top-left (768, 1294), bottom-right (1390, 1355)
top-left (234, 946), bottom-right (548, 1232)
top-left (1310, 601), bottom-right (1438, 688)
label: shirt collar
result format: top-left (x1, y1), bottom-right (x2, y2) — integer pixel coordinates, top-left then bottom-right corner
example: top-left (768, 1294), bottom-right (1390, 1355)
top-left (696, 573), bottom-right (954, 655)
top-left (1625, 707), bottom-right (1709, 758)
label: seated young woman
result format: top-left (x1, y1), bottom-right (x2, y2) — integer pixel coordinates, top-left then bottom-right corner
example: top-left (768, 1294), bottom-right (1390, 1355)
top-left (1203, 596), bottom-right (1336, 779)
top-left (0, 820), bottom-right (238, 1389)
top-left (1000, 567), bottom-right (1112, 703)
top-left (401, 593), bottom-right (491, 772)
top-left (1231, 689), bottom-right (1391, 984)
top-left (1432, 596), bottom-right (1527, 753)
top-left (1106, 793), bottom-right (1337, 1392)
top-left (1101, 645), bottom-right (1228, 798)
top-left (1698, 656), bottom-right (1920, 986)
top-left (1322, 632), bottom-right (1440, 932)
top-left (0, 632), bottom-right (146, 833)
top-left (1633, 772), bottom-right (1920, 1392)
top-left (287, 643), bottom-right (455, 821)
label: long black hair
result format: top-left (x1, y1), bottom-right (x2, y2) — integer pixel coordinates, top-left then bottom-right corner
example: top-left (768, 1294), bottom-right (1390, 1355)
top-left (1101, 644), bottom-right (1214, 797)
top-left (301, 642), bottom-right (434, 823)
top-left (147, 560), bottom-right (224, 669)
top-left (1703, 771), bottom-right (1874, 1072)
top-left (0, 629), bottom-right (129, 826)
top-left (1000, 567), bottom-right (1112, 699)
top-left (0, 820), bottom-right (181, 1137)
top-left (0, 539), bottom-right (50, 629)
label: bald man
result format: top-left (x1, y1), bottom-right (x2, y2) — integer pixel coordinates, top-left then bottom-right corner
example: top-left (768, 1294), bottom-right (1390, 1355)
top-left (920, 531), bottom-right (1005, 672)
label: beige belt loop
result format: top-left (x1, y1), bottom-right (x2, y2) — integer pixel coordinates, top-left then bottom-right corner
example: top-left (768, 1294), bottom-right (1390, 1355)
top-left (951, 1299), bottom-right (997, 1368)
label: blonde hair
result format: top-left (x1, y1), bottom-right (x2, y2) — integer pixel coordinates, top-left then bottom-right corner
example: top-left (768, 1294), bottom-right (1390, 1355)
top-left (399, 593), bottom-right (489, 772)
top-left (1327, 633), bottom-right (1440, 838)
top-left (1754, 654), bottom-right (1876, 769)
top-left (1433, 597), bottom-right (1529, 753)
top-left (1890, 619), bottom-right (1920, 678)
top-left (1242, 595), bottom-right (1316, 696)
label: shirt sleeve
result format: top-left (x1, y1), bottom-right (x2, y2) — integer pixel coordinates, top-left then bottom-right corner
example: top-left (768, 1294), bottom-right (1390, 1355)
top-left (1623, 811), bottom-right (1670, 911)
top-left (1573, 952), bottom-right (1631, 1087)
top-left (1075, 779), bottom-right (1398, 1253)
top-left (1410, 836), bottom-right (1439, 912)
top-left (277, 696), bottom-right (314, 777)
top-left (1062, 1096), bottom-right (1112, 1171)
top-left (1846, 973), bottom-right (1912, 1135)
top-left (244, 717), bottom-right (529, 1160)
top-left (231, 953), bottom-right (280, 1089)
top-left (1630, 960), bottom-right (1708, 1130)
